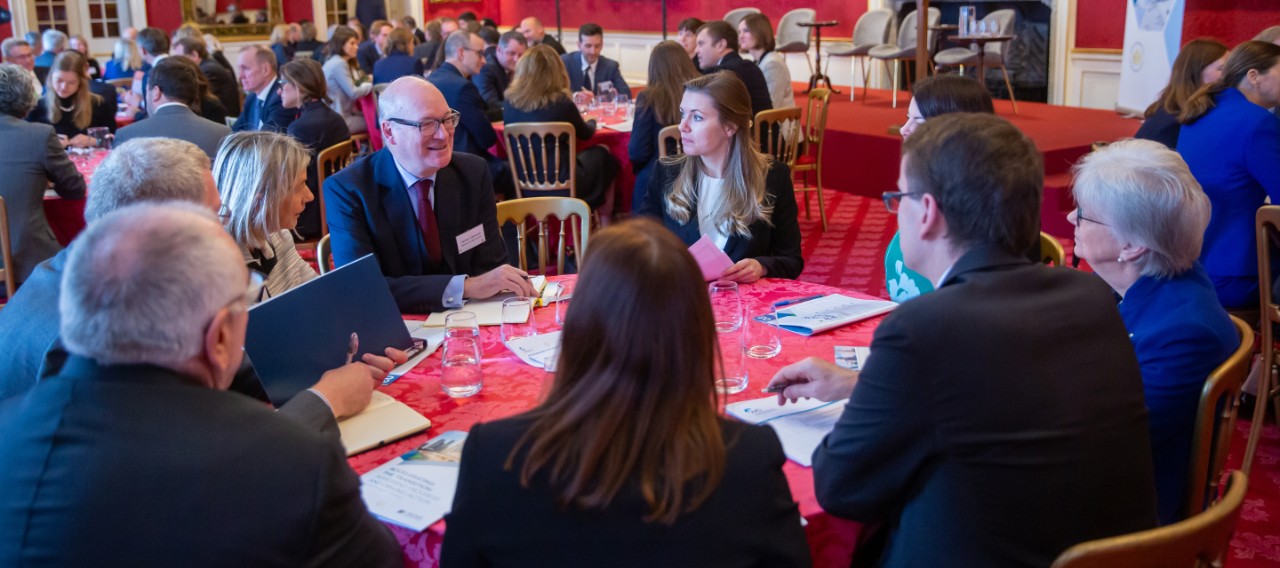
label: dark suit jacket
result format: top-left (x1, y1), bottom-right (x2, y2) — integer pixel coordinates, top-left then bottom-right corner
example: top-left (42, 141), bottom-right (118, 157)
top-left (709, 52), bottom-right (774, 118)
top-left (116, 103), bottom-right (231, 161)
top-left (440, 417), bottom-right (811, 567)
top-left (0, 115), bottom-right (84, 285)
top-left (472, 58), bottom-right (510, 115)
top-left (201, 58), bottom-right (242, 117)
top-left (562, 51), bottom-right (632, 98)
top-left (356, 40), bottom-right (382, 74)
top-left (323, 149), bottom-right (508, 313)
top-left (427, 62), bottom-right (498, 157)
top-left (413, 40), bottom-right (442, 71)
top-left (537, 35), bottom-right (566, 55)
top-left (0, 355), bottom-right (400, 567)
top-left (639, 160), bottom-right (803, 279)
top-left (372, 51), bottom-right (424, 85)
top-left (288, 101), bottom-right (352, 239)
top-left (814, 245), bottom-right (1158, 567)
top-left (232, 79), bottom-right (295, 132)
top-left (1134, 107), bottom-right (1180, 150)
top-left (627, 91), bottom-right (676, 210)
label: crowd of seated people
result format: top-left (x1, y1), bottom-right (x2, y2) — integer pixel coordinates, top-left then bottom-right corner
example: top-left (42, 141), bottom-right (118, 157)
top-left (2, 14), bottom-right (1280, 568)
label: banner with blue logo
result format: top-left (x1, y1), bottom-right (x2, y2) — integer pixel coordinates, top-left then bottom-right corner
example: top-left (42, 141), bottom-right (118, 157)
top-left (1117, 0), bottom-right (1185, 115)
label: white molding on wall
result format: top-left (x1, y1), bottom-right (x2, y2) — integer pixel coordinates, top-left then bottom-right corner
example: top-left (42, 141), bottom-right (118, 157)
top-left (1063, 50), bottom-right (1122, 110)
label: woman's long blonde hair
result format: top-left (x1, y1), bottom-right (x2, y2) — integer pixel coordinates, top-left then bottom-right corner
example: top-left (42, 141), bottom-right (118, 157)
top-left (661, 72), bottom-right (772, 238)
top-left (44, 51), bottom-right (100, 130)
top-left (505, 44), bottom-right (570, 112)
top-left (213, 132), bottom-right (310, 250)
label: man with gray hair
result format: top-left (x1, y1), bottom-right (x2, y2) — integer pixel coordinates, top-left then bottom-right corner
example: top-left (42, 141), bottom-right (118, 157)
top-left (32, 28), bottom-right (67, 82)
top-left (0, 203), bottom-right (403, 566)
top-left (0, 62), bottom-right (84, 288)
top-left (0, 138), bottom-right (388, 436)
top-left (325, 76), bottom-right (534, 313)
top-left (1, 38), bottom-right (42, 99)
top-left (427, 30), bottom-right (511, 196)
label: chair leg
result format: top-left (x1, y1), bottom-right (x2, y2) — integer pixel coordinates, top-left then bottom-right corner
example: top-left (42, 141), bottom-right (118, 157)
top-left (999, 64), bottom-right (1019, 114)
top-left (860, 56), bottom-right (871, 103)
top-left (891, 59), bottom-right (900, 108)
top-left (1242, 352), bottom-right (1276, 474)
top-left (815, 164), bottom-right (828, 232)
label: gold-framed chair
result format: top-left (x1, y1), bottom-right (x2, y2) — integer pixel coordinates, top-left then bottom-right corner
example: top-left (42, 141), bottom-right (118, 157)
top-left (1243, 205), bottom-right (1280, 473)
top-left (793, 88), bottom-right (831, 231)
top-left (1186, 316), bottom-right (1253, 518)
top-left (753, 107), bottom-right (803, 168)
top-left (317, 234), bottom-right (333, 274)
top-left (495, 197), bottom-right (590, 275)
top-left (1039, 232), bottom-right (1064, 266)
top-left (657, 125), bottom-right (682, 159)
top-left (0, 196), bottom-right (17, 300)
top-left (502, 122), bottom-right (578, 199)
top-left (1050, 470), bottom-right (1248, 568)
top-left (295, 140), bottom-right (355, 254)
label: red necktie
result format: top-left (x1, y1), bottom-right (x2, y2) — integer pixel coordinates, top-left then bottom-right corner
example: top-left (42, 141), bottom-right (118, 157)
top-left (412, 179), bottom-right (442, 264)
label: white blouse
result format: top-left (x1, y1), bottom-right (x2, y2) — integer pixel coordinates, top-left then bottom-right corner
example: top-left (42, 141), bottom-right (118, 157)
top-left (697, 176), bottom-right (730, 250)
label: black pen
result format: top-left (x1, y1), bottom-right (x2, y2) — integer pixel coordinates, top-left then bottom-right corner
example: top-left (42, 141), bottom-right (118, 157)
top-left (762, 383), bottom-right (792, 393)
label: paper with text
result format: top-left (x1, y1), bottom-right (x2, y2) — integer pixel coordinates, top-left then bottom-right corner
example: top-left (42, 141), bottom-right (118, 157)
top-left (360, 431), bottom-right (468, 531)
top-left (456, 224), bottom-right (486, 254)
top-left (770, 294), bottom-right (897, 336)
top-left (505, 331), bottom-right (561, 368)
top-left (688, 234), bottom-right (734, 281)
top-left (727, 396), bottom-right (846, 467)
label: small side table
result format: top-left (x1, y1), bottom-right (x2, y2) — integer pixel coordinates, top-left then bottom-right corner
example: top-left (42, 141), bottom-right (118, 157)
top-left (799, 20), bottom-right (841, 94)
top-left (947, 34), bottom-right (1016, 84)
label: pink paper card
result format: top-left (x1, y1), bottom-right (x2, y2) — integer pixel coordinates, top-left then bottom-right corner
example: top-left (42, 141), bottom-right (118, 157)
top-left (689, 234), bottom-right (734, 281)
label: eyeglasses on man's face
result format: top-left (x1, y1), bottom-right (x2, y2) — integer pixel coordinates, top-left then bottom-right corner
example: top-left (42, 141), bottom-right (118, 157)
top-left (385, 109), bottom-right (462, 136)
top-left (881, 190), bottom-right (923, 214)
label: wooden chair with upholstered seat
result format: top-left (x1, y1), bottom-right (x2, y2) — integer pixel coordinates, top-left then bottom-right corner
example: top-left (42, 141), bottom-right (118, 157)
top-left (295, 140), bottom-right (354, 254)
top-left (793, 88), bottom-right (831, 231)
top-left (1039, 232), bottom-right (1065, 266)
top-left (0, 196), bottom-right (17, 301)
top-left (1186, 316), bottom-right (1253, 518)
top-left (1243, 205), bottom-right (1280, 474)
top-left (1050, 470), bottom-right (1248, 568)
top-left (495, 197), bottom-right (591, 276)
top-left (657, 125), bottom-right (682, 159)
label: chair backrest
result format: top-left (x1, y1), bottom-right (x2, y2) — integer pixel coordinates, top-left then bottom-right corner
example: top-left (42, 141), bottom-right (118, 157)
top-left (315, 140), bottom-right (355, 238)
top-left (1185, 316), bottom-right (1254, 518)
top-left (495, 197), bottom-right (590, 275)
top-left (802, 87), bottom-right (831, 161)
top-left (502, 122), bottom-right (577, 199)
top-left (985, 9), bottom-right (1018, 60)
top-left (754, 107), bottom-right (804, 168)
top-left (1039, 232), bottom-right (1064, 266)
top-left (896, 10), bottom-right (920, 49)
top-left (1050, 470), bottom-right (1248, 568)
top-left (317, 234), bottom-right (333, 275)
top-left (657, 124), bottom-right (682, 159)
top-left (723, 8), bottom-right (762, 31)
top-left (0, 196), bottom-right (16, 300)
top-left (924, 8), bottom-right (943, 52)
top-left (776, 9), bottom-right (816, 50)
top-left (853, 8), bottom-right (896, 47)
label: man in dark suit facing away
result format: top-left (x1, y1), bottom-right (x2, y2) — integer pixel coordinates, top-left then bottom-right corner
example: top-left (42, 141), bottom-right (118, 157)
top-left (231, 45), bottom-right (295, 132)
top-left (696, 20), bottom-right (772, 118)
top-left (324, 76), bottom-right (535, 313)
top-left (767, 113), bottom-right (1159, 567)
top-left (0, 202), bottom-right (403, 567)
top-left (172, 36), bottom-right (241, 117)
top-left (115, 57), bottom-right (231, 160)
top-left (562, 23), bottom-right (631, 99)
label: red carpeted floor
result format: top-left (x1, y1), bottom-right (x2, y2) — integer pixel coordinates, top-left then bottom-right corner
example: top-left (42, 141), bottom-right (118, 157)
top-left (794, 193), bottom-right (1280, 566)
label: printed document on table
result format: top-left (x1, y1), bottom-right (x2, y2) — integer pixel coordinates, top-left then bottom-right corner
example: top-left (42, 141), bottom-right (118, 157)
top-left (423, 276), bottom-right (545, 326)
top-left (505, 331), bottom-right (561, 368)
top-left (360, 431), bottom-right (468, 531)
top-left (770, 294), bottom-right (896, 336)
top-left (727, 396), bottom-right (847, 466)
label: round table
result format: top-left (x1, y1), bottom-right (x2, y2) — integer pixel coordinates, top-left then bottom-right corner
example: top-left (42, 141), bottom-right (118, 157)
top-left (43, 149), bottom-right (106, 246)
top-left (349, 276), bottom-right (878, 567)
top-left (946, 34), bottom-right (1017, 86)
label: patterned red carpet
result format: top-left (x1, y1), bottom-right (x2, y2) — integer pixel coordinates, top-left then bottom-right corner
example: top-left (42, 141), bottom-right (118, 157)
top-left (795, 191), bottom-right (1280, 565)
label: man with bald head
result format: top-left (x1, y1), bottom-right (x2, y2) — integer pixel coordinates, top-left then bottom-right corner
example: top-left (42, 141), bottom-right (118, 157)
top-left (518, 16), bottom-right (565, 55)
top-left (324, 76), bottom-right (534, 313)
top-left (0, 203), bottom-right (402, 566)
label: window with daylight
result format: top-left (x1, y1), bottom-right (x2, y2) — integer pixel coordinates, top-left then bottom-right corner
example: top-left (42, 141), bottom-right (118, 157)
top-left (33, 0), bottom-right (70, 34)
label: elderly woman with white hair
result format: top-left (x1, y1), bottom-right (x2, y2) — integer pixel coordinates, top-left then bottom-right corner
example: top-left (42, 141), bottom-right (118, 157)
top-left (1068, 138), bottom-right (1238, 526)
top-left (214, 131), bottom-right (317, 299)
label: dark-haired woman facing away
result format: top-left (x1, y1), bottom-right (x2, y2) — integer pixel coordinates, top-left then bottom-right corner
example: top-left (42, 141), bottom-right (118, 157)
top-left (441, 218), bottom-right (811, 568)
top-left (1135, 38), bottom-right (1228, 148)
top-left (628, 41), bottom-right (701, 211)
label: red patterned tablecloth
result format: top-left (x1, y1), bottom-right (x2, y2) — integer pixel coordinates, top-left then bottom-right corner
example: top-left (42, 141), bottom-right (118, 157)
top-left (349, 277), bottom-right (876, 567)
top-left (43, 149), bottom-right (106, 246)
top-left (491, 118), bottom-right (635, 216)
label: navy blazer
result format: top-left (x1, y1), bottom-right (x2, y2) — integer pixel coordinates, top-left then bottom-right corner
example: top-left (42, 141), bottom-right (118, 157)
top-left (372, 52), bottom-right (424, 85)
top-left (356, 40), bottom-right (381, 74)
top-left (638, 160), bottom-right (803, 279)
top-left (472, 58), bottom-right (510, 114)
top-left (427, 62), bottom-right (498, 158)
top-left (288, 101), bottom-right (352, 239)
top-left (232, 79), bottom-right (296, 132)
top-left (441, 417), bottom-right (811, 567)
top-left (814, 245), bottom-right (1158, 567)
top-left (1134, 107), bottom-right (1180, 149)
top-left (627, 91), bottom-right (677, 211)
top-left (323, 149), bottom-right (509, 313)
top-left (562, 51), bottom-right (632, 98)
top-left (537, 35), bottom-right (566, 55)
top-left (1118, 263), bottom-right (1237, 525)
top-left (201, 58), bottom-right (241, 117)
top-left (0, 355), bottom-right (400, 567)
top-left (708, 52), bottom-right (773, 118)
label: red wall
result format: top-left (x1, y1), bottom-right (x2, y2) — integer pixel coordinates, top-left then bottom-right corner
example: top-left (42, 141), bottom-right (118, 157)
top-left (496, 0), bottom-right (864, 38)
top-left (146, 2), bottom-right (185, 32)
top-left (1074, 0), bottom-right (1280, 51)
top-left (1074, 0), bottom-right (1125, 49)
top-left (425, 0), bottom-right (505, 23)
top-left (0, 0), bottom-right (11, 42)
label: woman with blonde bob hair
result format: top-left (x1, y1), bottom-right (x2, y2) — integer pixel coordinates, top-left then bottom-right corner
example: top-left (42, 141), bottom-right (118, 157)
top-left (503, 44), bottom-right (618, 209)
top-left (32, 51), bottom-right (115, 148)
top-left (213, 131), bottom-right (317, 299)
top-left (441, 218), bottom-right (810, 565)
top-left (1068, 138), bottom-right (1237, 525)
top-left (639, 71), bottom-right (802, 281)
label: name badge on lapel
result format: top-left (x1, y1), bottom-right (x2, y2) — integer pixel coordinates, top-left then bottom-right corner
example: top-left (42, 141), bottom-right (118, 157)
top-left (456, 224), bottom-right (486, 254)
